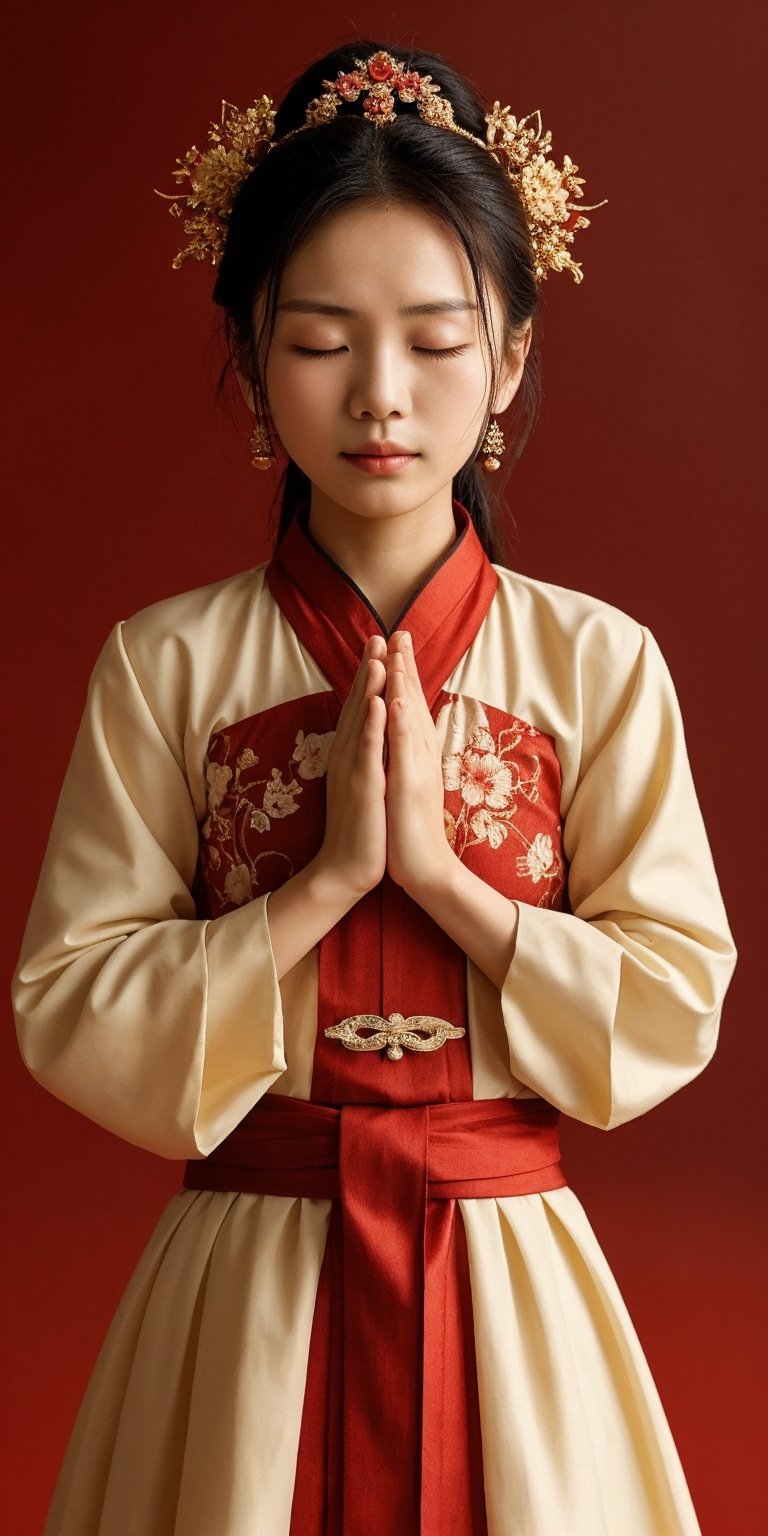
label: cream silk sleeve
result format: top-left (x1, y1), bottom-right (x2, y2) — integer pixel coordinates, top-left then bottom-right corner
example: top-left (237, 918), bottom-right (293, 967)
top-left (501, 621), bottom-right (737, 1129)
top-left (12, 621), bottom-right (286, 1160)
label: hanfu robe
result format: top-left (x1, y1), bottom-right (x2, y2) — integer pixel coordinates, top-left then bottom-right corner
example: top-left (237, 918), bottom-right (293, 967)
top-left (12, 500), bottom-right (737, 1535)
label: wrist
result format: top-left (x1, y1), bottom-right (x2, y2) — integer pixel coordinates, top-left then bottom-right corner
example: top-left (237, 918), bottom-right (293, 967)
top-left (399, 841), bottom-right (461, 908)
top-left (266, 852), bottom-right (366, 981)
top-left (305, 851), bottom-right (368, 916)
top-left (399, 850), bottom-right (520, 990)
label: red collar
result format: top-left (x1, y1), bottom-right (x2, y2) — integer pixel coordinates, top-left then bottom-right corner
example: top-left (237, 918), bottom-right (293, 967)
top-left (266, 499), bottom-right (498, 706)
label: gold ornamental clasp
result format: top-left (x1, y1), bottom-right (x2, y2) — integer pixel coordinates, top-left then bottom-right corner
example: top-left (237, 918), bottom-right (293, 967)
top-left (324, 1011), bottom-right (465, 1061)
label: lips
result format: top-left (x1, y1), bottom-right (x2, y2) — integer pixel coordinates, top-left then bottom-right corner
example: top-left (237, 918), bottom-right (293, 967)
top-left (343, 441), bottom-right (417, 457)
top-left (341, 445), bottom-right (418, 476)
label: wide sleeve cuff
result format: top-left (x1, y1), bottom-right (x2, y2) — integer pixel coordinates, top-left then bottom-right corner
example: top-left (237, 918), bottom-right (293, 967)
top-left (497, 622), bottom-right (736, 1129)
top-left (197, 892), bottom-right (286, 1155)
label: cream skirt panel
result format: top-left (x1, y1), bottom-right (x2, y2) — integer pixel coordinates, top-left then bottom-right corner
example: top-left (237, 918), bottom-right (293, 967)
top-left (460, 1186), bottom-right (701, 1535)
top-left (43, 1185), bottom-right (700, 1536)
top-left (44, 1189), bottom-right (332, 1536)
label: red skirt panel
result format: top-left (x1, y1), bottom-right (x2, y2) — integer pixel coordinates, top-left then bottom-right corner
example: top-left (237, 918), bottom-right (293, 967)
top-left (183, 1092), bottom-right (567, 1536)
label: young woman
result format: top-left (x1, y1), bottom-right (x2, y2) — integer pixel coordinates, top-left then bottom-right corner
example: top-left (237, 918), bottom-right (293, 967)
top-left (13, 39), bottom-right (736, 1536)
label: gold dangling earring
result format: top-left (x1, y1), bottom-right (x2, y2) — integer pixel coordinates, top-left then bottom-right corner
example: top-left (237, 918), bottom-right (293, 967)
top-left (249, 390), bottom-right (275, 471)
top-left (479, 417), bottom-right (505, 473)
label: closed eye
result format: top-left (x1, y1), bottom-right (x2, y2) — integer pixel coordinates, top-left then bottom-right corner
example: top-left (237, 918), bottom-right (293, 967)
top-left (292, 345), bottom-right (471, 360)
top-left (291, 347), bottom-right (344, 358)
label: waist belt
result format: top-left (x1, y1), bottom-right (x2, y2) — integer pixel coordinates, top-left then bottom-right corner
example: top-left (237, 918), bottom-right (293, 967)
top-left (183, 1092), bottom-right (567, 1535)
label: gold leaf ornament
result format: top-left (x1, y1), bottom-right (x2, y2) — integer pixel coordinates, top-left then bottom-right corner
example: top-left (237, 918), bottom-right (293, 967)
top-left (483, 104), bottom-right (606, 284)
top-left (156, 58), bottom-right (606, 281)
top-left (155, 96), bottom-right (276, 269)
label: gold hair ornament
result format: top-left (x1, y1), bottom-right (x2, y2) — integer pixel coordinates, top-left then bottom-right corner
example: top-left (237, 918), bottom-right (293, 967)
top-left (155, 50), bottom-right (606, 284)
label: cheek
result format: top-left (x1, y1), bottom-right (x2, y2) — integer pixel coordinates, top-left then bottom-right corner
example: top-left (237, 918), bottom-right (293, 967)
top-left (417, 360), bottom-right (489, 421)
top-left (266, 361), bottom-right (334, 432)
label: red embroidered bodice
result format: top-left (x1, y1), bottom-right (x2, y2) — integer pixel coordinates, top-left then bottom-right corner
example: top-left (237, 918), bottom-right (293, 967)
top-left (192, 500), bottom-right (567, 1106)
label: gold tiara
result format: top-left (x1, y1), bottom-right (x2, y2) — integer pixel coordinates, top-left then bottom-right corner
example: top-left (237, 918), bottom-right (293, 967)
top-left (155, 50), bottom-right (607, 284)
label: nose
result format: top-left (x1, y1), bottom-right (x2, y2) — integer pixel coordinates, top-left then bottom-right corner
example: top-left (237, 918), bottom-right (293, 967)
top-left (347, 340), bottom-right (411, 422)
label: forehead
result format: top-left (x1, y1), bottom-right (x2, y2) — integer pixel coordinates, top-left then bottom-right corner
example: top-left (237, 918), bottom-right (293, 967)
top-left (276, 200), bottom-right (480, 310)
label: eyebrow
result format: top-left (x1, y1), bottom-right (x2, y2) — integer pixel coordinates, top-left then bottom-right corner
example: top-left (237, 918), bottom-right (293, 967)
top-left (275, 298), bottom-right (478, 317)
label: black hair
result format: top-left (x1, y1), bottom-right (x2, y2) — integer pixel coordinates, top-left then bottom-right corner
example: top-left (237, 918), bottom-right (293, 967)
top-left (213, 39), bottom-right (543, 561)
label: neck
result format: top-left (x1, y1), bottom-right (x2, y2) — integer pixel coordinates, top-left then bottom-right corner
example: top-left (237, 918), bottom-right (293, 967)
top-left (304, 488), bottom-right (459, 632)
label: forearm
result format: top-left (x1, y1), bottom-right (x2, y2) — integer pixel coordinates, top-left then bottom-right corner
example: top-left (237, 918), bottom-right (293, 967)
top-left (402, 852), bottom-right (519, 991)
top-left (265, 856), bottom-right (360, 980)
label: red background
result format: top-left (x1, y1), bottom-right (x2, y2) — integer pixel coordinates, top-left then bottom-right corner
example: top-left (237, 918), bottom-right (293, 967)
top-left (2, 3), bottom-right (765, 1531)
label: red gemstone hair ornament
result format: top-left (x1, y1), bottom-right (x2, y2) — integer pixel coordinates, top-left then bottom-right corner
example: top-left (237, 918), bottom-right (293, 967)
top-left (295, 49), bottom-right (455, 129)
top-left (156, 50), bottom-right (607, 283)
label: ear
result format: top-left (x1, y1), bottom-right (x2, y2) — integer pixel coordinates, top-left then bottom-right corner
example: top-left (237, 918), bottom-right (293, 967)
top-left (493, 320), bottom-right (532, 415)
top-left (234, 365), bottom-right (256, 414)
top-left (232, 360), bottom-right (278, 438)
top-left (229, 334), bottom-right (260, 415)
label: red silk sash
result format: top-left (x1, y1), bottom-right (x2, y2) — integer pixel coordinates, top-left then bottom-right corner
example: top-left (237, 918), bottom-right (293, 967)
top-left (183, 1092), bottom-right (567, 1535)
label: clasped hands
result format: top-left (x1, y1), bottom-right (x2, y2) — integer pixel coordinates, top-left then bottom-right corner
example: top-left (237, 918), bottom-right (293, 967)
top-left (321, 630), bottom-right (453, 903)
top-left (270, 631), bottom-right (515, 988)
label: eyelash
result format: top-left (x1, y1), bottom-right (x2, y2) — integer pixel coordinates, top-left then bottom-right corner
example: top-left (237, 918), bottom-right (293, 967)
top-left (292, 345), bottom-right (469, 360)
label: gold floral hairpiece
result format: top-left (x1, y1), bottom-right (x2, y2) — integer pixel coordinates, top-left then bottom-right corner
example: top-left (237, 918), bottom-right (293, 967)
top-left (155, 50), bottom-right (607, 283)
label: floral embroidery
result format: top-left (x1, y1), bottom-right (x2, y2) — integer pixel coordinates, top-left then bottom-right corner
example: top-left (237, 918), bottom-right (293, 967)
top-left (205, 761), bottom-right (232, 811)
top-left (518, 831), bottom-right (555, 883)
top-left (442, 722), bottom-right (540, 853)
top-left (198, 721), bottom-right (335, 910)
top-left (224, 863), bottom-right (252, 906)
top-left (467, 806), bottom-right (509, 849)
top-left (195, 690), bottom-right (565, 918)
top-left (444, 737), bottom-right (514, 809)
top-left (439, 699), bottom-right (564, 906)
top-left (262, 767), bottom-right (302, 818)
top-left (292, 728), bottom-right (334, 779)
